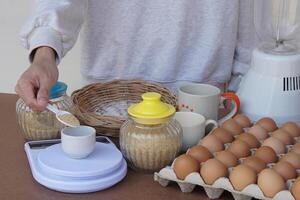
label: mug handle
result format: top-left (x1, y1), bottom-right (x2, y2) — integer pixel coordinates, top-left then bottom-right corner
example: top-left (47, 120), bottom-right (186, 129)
top-left (218, 92), bottom-right (240, 125)
top-left (205, 119), bottom-right (218, 135)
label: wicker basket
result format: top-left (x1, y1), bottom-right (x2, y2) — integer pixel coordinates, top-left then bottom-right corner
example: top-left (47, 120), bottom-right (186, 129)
top-left (71, 80), bottom-right (177, 137)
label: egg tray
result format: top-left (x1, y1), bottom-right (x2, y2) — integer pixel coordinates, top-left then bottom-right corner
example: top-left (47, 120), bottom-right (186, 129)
top-left (154, 131), bottom-right (300, 200)
top-left (154, 166), bottom-right (295, 200)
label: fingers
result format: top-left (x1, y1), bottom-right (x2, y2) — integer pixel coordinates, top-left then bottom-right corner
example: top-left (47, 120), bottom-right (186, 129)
top-left (16, 80), bottom-right (51, 111)
top-left (16, 60), bottom-right (58, 111)
top-left (15, 71), bottom-right (52, 111)
top-left (15, 79), bottom-right (41, 110)
top-left (37, 86), bottom-right (50, 109)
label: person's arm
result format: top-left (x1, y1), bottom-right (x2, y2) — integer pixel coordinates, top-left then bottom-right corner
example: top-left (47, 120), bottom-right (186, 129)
top-left (228, 0), bottom-right (256, 92)
top-left (232, 0), bottom-right (256, 76)
top-left (16, 0), bottom-right (88, 111)
top-left (15, 46), bottom-right (58, 111)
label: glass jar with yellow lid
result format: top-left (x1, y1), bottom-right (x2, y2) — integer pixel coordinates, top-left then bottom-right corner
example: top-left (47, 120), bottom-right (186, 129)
top-left (120, 92), bottom-right (182, 172)
top-left (16, 82), bottom-right (74, 141)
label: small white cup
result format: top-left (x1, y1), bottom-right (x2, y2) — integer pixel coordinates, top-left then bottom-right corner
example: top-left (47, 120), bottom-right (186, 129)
top-left (174, 112), bottom-right (218, 152)
top-left (61, 126), bottom-right (96, 159)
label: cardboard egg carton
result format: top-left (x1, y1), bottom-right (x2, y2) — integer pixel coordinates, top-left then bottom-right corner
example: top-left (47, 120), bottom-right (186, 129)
top-left (154, 153), bottom-right (297, 200)
top-left (154, 126), bottom-right (300, 200)
top-left (154, 166), bottom-right (294, 200)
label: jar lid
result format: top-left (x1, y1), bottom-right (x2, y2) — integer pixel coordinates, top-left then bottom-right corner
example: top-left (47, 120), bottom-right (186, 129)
top-left (49, 82), bottom-right (67, 99)
top-left (128, 92), bottom-right (175, 124)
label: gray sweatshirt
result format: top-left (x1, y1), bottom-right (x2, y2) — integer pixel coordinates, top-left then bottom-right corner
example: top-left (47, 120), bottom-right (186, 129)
top-left (20, 0), bottom-right (255, 87)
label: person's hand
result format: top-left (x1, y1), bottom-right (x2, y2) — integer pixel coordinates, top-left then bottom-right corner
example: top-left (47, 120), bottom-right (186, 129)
top-left (15, 47), bottom-right (58, 111)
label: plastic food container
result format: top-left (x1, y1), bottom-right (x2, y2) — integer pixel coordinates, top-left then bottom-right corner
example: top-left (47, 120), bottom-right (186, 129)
top-left (16, 82), bottom-right (74, 140)
top-left (120, 92), bottom-right (182, 173)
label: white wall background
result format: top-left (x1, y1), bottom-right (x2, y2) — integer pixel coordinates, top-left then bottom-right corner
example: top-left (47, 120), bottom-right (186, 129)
top-left (0, 0), bottom-right (82, 94)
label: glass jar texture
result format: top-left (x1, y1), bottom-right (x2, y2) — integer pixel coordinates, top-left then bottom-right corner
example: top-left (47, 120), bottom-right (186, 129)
top-left (120, 118), bottom-right (182, 173)
top-left (16, 82), bottom-right (74, 140)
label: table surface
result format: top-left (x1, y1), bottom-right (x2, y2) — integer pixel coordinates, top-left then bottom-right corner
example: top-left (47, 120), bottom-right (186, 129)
top-left (0, 93), bottom-right (234, 200)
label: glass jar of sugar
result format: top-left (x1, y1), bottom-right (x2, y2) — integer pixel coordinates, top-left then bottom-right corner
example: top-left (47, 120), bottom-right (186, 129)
top-left (120, 92), bottom-right (182, 173)
top-left (16, 82), bottom-right (74, 140)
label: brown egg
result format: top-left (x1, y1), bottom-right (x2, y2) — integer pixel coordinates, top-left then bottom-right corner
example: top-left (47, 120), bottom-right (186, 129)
top-left (280, 152), bottom-right (300, 169)
top-left (173, 154), bottom-right (200, 180)
top-left (282, 122), bottom-right (300, 137)
top-left (262, 137), bottom-right (286, 154)
top-left (256, 117), bottom-right (278, 132)
top-left (215, 151), bottom-right (238, 168)
top-left (198, 135), bottom-right (224, 153)
top-left (255, 146), bottom-right (278, 164)
top-left (221, 119), bottom-right (244, 136)
top-left (187, 145), bottom-right (213, 163)
top-left (273, 161), bottom-right (297, 180)
top-left (291, 176), bottom-right (300, 200)
top-left (211, 128), bottom-right (234, 144)
top-left (291, 145), bottom-right (300, 155)
top-left (229, 164), bottom-right (257, 191)
top-left (249, 125), bottom-right (269, 140)
top-left (271, 129), bottom-right (294, 145)
top-left (227, 140), bottom-right (251, 158)
top-left (258, 168), bottom-right (286, 198)
top-left (200, 158), bottom-right (228, 185)
top-left (233, 114), bottom-right (252, 128)
top-left (238, 133), bottom-right (260, 148)
top-left (293, 143), bottom-right (300, 149)
top-left (242, 156), bottom-right (266, 173)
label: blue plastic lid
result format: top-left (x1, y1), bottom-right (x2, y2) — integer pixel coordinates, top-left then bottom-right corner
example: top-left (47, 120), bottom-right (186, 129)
top-left (49, 82), bottom-right (67, 99)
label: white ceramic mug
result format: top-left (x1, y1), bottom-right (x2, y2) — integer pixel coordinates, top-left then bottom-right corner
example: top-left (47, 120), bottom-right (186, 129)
top-left (174, 112), bottom-right (218, 152)
top-left (178, 83), bottom-right (240, 124)
top-left (61, 126), bottom-right (96, 159)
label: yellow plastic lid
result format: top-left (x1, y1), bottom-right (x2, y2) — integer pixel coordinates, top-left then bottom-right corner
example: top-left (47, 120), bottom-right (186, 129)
top-left (128, 92), bottom-right (175, 125)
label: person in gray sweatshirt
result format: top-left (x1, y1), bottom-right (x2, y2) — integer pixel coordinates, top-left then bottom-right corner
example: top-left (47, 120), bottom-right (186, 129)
top-left (15, 0), bottom-right (255, 111)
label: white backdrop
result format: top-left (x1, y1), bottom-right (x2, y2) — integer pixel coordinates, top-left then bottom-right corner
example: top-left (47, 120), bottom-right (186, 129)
top-left (0, 0), bottom-right (82, 94)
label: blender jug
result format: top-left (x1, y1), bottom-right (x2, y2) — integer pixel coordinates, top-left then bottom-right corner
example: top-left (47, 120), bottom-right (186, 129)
top-left (237, 0), bottom-right (300, 126)
top-left (254, 0), bottom-right (300, 53)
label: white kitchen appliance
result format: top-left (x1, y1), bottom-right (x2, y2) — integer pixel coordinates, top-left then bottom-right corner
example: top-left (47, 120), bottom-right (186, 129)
top-left (237, 0), bottom-right (300, 125)
top-left (25, 136), bottom-right (127, 193)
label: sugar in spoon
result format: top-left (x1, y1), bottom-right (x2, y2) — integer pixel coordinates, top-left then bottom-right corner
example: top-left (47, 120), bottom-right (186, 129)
top-left (46, 104), bottom-right (80, 127)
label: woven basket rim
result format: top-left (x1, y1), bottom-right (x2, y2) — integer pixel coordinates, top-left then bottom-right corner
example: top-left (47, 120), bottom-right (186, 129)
top-left (71, 79), bottom-right (177, 137)
top-left (72, 79), bottom-right (177, 111)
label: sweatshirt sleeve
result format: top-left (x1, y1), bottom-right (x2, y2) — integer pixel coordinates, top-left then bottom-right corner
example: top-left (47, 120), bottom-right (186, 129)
top-left (232, 0), bottom-right (256, 76)
top-left (20, 0), bottom-right (88, 64)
